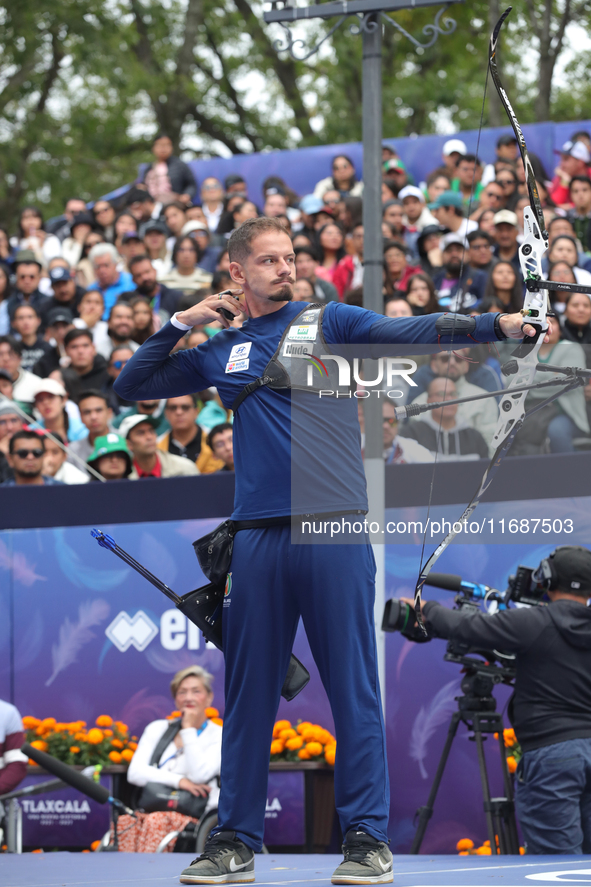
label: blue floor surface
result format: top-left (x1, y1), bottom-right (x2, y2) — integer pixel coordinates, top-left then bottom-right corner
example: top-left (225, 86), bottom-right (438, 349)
top-left (3, 853), bottom-right (591, 887)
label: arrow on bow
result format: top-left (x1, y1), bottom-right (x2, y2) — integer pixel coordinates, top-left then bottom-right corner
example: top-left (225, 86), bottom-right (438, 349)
top-left (408, 7), bottom-right (591, 633)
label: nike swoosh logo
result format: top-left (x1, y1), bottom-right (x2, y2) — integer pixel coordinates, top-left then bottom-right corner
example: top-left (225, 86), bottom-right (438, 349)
top-left (378, 859), bottom-right (392, 872)
top-left (229, 858), bottom-right (250, 872)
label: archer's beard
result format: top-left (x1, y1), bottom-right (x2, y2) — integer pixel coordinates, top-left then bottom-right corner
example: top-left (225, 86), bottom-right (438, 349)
top-left (269, 284), bottom-right (294, 302)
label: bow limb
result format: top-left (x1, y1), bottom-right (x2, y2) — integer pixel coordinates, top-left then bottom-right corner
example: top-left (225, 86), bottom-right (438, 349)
top-left (412, 7), bottom-right (550, 631)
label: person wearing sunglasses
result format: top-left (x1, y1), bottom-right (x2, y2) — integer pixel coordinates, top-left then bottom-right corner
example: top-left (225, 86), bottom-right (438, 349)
top-left (3, 429), bottom-right (64, 486)
top-left (158, 394), bottom-right (224, 474)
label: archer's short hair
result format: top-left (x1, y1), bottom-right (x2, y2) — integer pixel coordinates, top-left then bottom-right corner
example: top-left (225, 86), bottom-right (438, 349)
top-left (228, 217), bottom-right (289, 264)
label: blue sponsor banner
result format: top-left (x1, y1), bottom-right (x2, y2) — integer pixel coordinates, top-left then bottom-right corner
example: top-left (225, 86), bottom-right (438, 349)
top-left (19, 774), bottom-right (111, 848)
top-left (1, 491), bottom-right (589, 851)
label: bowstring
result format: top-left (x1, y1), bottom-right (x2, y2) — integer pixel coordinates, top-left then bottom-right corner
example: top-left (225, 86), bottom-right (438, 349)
top-left (414, 61), bottom-right (491, 593)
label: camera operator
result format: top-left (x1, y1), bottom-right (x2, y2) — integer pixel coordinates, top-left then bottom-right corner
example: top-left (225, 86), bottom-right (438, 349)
top-left (402, 546), bottom-right (591, 855)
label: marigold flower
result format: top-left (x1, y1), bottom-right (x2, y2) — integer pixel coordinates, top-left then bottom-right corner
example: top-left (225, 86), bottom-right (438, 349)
top-left (30, 740), bottom-right (48, 752)
top-left (74, 732), bottom-right (87, 741)
top-left (270, 740), bottom-right (284, 755)
top-left (296, 722), bottom-right (312, 735)
top-left (22, 716), bottom-right (41, 729)
top-left (111, 739), bottom-right (124, 749)
top-left (285, 736), bottom-right (304, 751)
top-left (127, 741), bottom-right (138, 751)
top-left (205, 707), bottom-right (219, 719)
top-left (96, 715), bottom-right (113, 728)
top-left (28, 758), bottom-right (38, 766)
top-left (475, 846), bottom-right (492, 855)
top-left (108, 751), bottom-right (122, 763)
top-left (503, 728), bottom-right (517, 747)
top-left (210, 717), bottom-right (223, 726)
top-left (69, 746), bottom-right (81, 754)
top-left (305, 741), bottom-right (323, 757)
top-left (273, 720), bottom-right (291, 738)
top-left (298, 747), bottom-right (310, 760)
top-left (103, 729), bottom-right (113, 736)
top-left (456, 839), bottom-right (474, 851)
top-left (41, 718), bottom-right (56, 728)
top-left (506, 755), bottom-right (517, 773)
top-left (325, 746), bottom-right (336, 766)
top-left (90, 840), bottom-right (101, 852)
top-left (167, 710), bottom-right (182, 720)
top-left (86, 728), bottom-right (104, 745)
top-left (519, 847), bottom-right (525, 855)
top-left (279, 728), bottom-right (297, 741)
top-left (114, 721), bottom-right (128, 734)
top-left (458, 851), bottom-right (469, 856)
top-left (121, 749), bottom-right (134, 763)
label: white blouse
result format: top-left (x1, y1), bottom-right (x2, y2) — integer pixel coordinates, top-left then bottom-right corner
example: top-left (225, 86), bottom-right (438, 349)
top-left (127, 718), bottom-right (222, 813)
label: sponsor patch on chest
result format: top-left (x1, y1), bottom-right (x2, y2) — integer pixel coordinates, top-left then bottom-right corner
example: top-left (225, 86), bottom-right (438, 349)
top-left (282, 341), bottom-right (313, 357)
top-left (225, 358), bottom-right (249, 373)
top-left (228, 341), bottom-right (252, 361)
top-left (287, 324), bottom-right (318, 341)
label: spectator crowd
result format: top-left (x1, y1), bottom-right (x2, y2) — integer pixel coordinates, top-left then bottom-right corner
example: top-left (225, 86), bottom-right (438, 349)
top-left (2, 129), bottom-right (591, 485)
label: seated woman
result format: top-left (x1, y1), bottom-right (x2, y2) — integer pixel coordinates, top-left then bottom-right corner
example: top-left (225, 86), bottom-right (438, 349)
top-left (117, 665), bottom-right (222, 852)
top-left (481, 260), bottom-right (523, 313)
top-left (560, 291), bottom-right (591, 346)
top-left (158, 237), bottom-right (213, 296)
top-left (405, 272), bottom-right (440, 315)
top-left (383, 241), bottom-right (421, 295)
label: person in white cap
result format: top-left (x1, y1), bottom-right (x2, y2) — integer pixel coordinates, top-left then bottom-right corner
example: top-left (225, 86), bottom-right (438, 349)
top-left (440, 138), bottom-right (467, 177)
top-left (550, 140), bottom-right (591, 207)
top-left (492, 209), bottom-right (521, 272)
top-left (398, 185), bottom-right (437, 232)
top-left (30, 377), bottom-right (87, 441)
top-left (119, 413), bottom-right (200, 479)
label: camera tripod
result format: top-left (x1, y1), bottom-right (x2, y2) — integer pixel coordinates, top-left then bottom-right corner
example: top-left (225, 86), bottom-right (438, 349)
top-left (410, 660), bottom-right (520, 855)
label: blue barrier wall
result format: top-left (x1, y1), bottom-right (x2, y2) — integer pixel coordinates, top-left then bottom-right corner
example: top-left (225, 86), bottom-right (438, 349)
top-left (180, 120), bottom-right (591, 203)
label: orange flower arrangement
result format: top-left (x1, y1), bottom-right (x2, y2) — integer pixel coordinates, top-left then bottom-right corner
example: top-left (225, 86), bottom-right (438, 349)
top-left (456, 837), bottom-right (525, 856)
top-left (270, 719), bottom-right (336, 766)
top-left (23, 715), bottom-right (137, 768)
top-left (24, 708), bottom-right (225, 770)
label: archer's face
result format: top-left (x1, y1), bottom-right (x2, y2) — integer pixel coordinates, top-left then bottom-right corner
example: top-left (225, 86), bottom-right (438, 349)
top-left (230, 231), bottom-right (295, 303)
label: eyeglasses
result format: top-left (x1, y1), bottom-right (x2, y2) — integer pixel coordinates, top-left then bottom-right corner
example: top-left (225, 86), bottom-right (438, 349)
top-left (95, 206), bottom-right (111, 214)
top-left (333, 164), bottom-right (351, 171)
top-left (383, 417), bottom-right (397, 425)
top-left (484, 192), bottom-right (503, 199)
top-left (166, 404), bottom-right (193, 412)
top-left (202, 183), bottom-right (220, 191)
top-left (496, 178), bottom-right (514, 186)
top-left (111, 359), bottom-right (129, 369)
top-left (471, 243), bottom-right (492, 250)
top-left (14, 448), bottom-right (44, 458)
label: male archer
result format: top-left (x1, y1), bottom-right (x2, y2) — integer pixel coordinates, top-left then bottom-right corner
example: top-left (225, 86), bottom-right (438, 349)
top-left (114, 217), bottom-right (547, 885)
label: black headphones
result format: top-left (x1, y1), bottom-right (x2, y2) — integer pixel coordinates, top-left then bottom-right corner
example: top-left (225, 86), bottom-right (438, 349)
top-left (533, 546), bottom-right (591, 591)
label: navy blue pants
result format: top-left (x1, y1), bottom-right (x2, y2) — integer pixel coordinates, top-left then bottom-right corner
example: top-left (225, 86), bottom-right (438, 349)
top-left (515, 738), bottom-right (591, 853)
top-left (216, 526), bottom-right (389, 851)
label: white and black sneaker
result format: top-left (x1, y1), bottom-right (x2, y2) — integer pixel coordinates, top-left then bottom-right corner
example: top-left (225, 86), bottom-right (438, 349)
top-left (331, 830), bottom-right (393, 884)
top-left (179, 830), bottom-right (255, 884)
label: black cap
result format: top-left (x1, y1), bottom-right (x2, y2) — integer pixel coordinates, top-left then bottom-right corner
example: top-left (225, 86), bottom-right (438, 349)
top-left (125, 187), bottom-right (152, 205)
top-left (225, 174), bottom-right (246, 188)
top-left (122, 230), bottom-right (142, 243)
top-left (552, 547), bottom-right (591, 595)
top-left (50, 267), bottom-right (71, 283)
top-left (71, 212), bottom-right (95, 231)
top-left (139, 219), bottom-right (168, 237)
top-left (47, 306), bottom-right (74, 325)
top-left (497, 134), bottom-right (518, 147)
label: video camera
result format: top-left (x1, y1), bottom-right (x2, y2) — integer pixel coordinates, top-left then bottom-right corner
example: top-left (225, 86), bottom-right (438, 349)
top-left (382, 564), bottom-right (549, 680)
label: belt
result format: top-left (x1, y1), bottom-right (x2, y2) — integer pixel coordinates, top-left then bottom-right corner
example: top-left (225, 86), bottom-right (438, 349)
top-left (232, 510), bottom-right (367, 531)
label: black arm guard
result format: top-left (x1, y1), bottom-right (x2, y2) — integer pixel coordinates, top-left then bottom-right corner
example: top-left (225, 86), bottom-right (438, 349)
top-left (434, 313), bottom-right (477, 338)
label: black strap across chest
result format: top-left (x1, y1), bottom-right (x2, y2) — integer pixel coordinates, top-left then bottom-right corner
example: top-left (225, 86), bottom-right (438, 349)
top-left (149, 719), bottom-right (182, 766)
